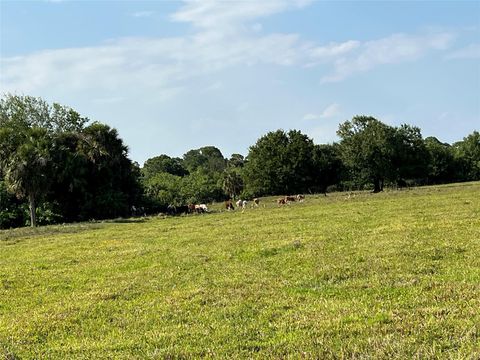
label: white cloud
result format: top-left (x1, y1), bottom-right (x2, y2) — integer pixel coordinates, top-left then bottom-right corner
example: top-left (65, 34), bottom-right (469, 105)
top-left (307, 123), bottom-right (340, 144)
top-left (132, 11), bottom-right (154, 18)
top-left (0, 0), bottom-right (458, 100)
top-left (445, 43), bottom-right (480, 60)
top-left (171, 0), bottom-right (312, 29)
top-left (322, 32), bottom-right (455, 82)
top-left (320, 103), bottom-right (341, 118)
top-left (302, 103), bottom-right (341, 121)
top-left (309, 41), bottom-right (361, 59)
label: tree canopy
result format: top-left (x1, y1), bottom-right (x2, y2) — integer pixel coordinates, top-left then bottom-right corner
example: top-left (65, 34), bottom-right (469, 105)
top-left (143, 155), bottom-right (188, 179)
top-left (337, 116), bottom-right (396, 192)
top-left (0, 94), bottom-right (141, 227)
top-left (0, 94), bottom-right (87, 133)
top-left (453, 131), bottom-right (480, 181)
top-left (242, 129), bottom-right (316, 196)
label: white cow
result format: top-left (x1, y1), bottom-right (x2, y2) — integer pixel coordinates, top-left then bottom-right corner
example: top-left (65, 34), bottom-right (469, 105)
top-left (195, 204), bottom-right (208, 213)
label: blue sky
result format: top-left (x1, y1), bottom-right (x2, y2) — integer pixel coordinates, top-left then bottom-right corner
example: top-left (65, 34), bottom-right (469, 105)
top-left (1, 0), bottom-right (479, 164)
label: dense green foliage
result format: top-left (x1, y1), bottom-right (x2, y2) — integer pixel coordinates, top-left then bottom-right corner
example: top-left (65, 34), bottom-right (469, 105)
top-left (336, 117), bottom-right (432, 192)
top-left (1, 183), bottom-right (479, 357)
top-left (1, 94), bottom-right (479, 228)
top-left (142, 155), bottom-right (188, 178)
top-left (0, 95), bottom-right (142, 228)
top-left (312, 143), bottom-right (344, 194)
top-left (453, 131), bottom-right (480, 181)
top-left (0, 94), bottom-right (88, 226)
top-left (242, 130), bottom-right (316, 196)
top-left (141, 147), bottom-right (227, 209)
top-left (0, 180), bottom-right (25, 228)
top-left (337, 116), bottom-right (395, 192)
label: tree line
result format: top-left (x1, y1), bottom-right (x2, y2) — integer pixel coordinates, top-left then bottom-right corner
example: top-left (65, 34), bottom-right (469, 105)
top-left (1, 95), bottom-right (479, 228)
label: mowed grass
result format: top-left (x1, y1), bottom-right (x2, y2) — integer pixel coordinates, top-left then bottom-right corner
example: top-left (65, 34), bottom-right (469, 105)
top-left (1, 183), bottom-right (479, 359)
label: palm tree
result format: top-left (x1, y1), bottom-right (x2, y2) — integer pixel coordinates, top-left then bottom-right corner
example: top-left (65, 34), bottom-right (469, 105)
top-left (2, 127), bottom-right (52, 227)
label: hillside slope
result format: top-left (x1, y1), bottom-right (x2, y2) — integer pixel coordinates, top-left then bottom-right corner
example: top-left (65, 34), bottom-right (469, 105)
top-left (1, 183), bottom-right (479, 358)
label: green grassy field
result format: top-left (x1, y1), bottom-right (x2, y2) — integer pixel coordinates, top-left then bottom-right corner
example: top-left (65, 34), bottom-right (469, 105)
top-left (1, 183), bottom-right (479, 359)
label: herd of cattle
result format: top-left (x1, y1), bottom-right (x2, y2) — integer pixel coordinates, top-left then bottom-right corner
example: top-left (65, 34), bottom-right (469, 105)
top-left (225, 194), bottom-right (305, 210)
top-left (164, 194), bottom-right (306, 216)
top-left (224, 198), bottom-right (260, 211)
top-left (276, 194), bottom-right (305, 205)
top-left (166, 203), bottom-right (209, 216)
top-left (131, 194), bottom-right (305, 216)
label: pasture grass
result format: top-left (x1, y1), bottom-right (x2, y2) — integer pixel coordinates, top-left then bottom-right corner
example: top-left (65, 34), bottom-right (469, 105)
top-left (1, 182), bottom-right (479, 358)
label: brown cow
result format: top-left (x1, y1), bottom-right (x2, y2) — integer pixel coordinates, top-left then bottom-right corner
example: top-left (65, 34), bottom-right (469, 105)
top-left (225, 199), bottom-right (234, 211)
top-left (285, 196), bottom-right (296, 203)
top-left (277, 198), bottom-right (286, 205)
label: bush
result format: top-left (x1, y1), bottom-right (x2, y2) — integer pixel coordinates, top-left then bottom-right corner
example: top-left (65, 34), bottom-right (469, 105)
top-left (0, 207), bottom-right (25, 229)
top-left (23, 202), bottom-right (63, 227)
top-left (36, 202), bottom-right (64, 226)
top-left (0, 181), bottom-right (26, 229)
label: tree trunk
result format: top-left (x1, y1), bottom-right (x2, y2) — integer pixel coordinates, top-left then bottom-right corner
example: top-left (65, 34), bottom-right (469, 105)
top-left (29, 193), bottom-right (37, 227)
top-left (373, 178), bottom-right (382, 193)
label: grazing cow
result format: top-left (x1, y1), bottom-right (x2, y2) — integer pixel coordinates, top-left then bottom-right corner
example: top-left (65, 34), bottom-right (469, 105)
top-left (285, 196), bottom-right (296, 203)
top-left (236, 199), bottom-right (242, 208)
top-left (225, 199), bottom-right (235, 211)
top-left (277, 198), bottom-right (286, 205)
top-left (253, 198), bottom-right (260, 207)
top-left (131, 205), bottom-right (146, 216)
top-left (167, 204), bottom-right (176, 216)
top-left (168, 204), bottom-right (189, 215)
top-left (241, 200), bottom-right (247, 210)
top-left (187, 203), bottom-right (196, 214)
top-left (345, 192), bottom-right (356, 200)
top-left (178, 205), bottom-right (189, 214)
top-left (296, 194), bottom-right (305, 202)
top-left (195, 204), bottom-right (208, 213)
